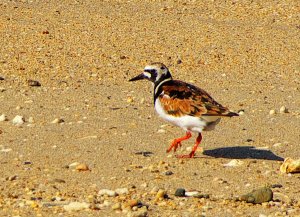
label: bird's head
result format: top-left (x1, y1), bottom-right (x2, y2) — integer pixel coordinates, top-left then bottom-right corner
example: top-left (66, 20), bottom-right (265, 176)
top-left (129, 62), bottom-right (172, 84)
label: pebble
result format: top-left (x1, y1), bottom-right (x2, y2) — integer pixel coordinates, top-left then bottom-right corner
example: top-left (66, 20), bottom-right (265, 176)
top-left (6, 175), bottom-right (18, 181)
top-left (0, 114), bottom-right (7, 121)
top-left (238, 110), bottom-right (245, 115)
top-left (51, 118), bottom-right (65, 124)
top-left (156, 189), bottom-right (167, 200)
top-left (150, 186), bottom-right (159, 194)
top-left (140, 183), bottom-right (148, 188)
top-left (12, 115), bottom-right (25, 125)
top-left (28, 117), bottom-right (34, 123)
top-left (192, 193), bottom-right (210, 199)
top-left (273, 143), bottom-right (282, 147)
top-left (68, 162), bottom-right (80, 167)
top-left (75, 163), bottom-right (89, 171)
top-left (240, 187), bottom-right (273, 204)
top-left (115, 188), bottom-right (129, 195)
top-left (280, 157), bottom-right (300, 173)
top-left (27, 79), bottom-right (41, 87)
top-left (271, 184), bottom-right (283, 188)
top-left (112, 202), bottom-right (121, 210)
top-left (127, 96), bottom-right (134, 103)
top-left (102, 200), bottom-right (111, 207)
top-left (157, 129), bottom-right (165, 133)
top-left (279, 106), bottom-right (288, 113)
top-left (223, 159), bottom-right (244, 167)
top-left (63, 202), bottom-right (90, 211)
top-left (98, 189), bottom-right (117, 197)
top-left (52, 196), bottom-right (63, 201)
top-left (0, 76), bottom-right (4, 80)
top-left (164, 171), bottom-right (173, 176)
top-left (0, 147), bottom-right (12, 153)
top-left (127, 206), bottom-right (148, 217)
top-left (127, 199), bottom-right (139, 208)
top-left (175, 188), bottom-right (186, 197)
top-left (42, 201), bottom-right (69, 207)
top-left (269, 109), bottom-right (276, 115)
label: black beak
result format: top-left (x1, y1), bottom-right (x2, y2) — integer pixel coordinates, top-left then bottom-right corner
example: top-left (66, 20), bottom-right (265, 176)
top-left (129, 73), bottom-right (146, 82)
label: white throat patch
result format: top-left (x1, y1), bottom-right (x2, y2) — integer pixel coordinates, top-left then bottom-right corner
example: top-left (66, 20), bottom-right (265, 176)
top-left (143, 72), bottom-right (151, 79)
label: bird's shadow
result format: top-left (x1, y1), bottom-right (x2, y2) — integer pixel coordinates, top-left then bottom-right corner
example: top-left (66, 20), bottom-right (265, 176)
top-left (202, 146), bottom-right (284, 161)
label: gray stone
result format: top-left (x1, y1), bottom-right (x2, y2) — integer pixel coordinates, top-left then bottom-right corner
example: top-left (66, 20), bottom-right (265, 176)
top-left (240, 187), bottom-right (273, 204)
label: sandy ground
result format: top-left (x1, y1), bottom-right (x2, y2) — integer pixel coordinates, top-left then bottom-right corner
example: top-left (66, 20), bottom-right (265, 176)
top-left (0, 0), bottom-right (300, 216)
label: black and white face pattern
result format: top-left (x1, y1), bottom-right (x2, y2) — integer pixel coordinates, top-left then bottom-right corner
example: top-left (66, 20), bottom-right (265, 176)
top-left (143, 63), bottom-right (172, 84)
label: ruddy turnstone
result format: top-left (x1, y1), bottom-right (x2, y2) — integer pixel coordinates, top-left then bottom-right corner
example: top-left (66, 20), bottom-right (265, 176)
top-left (129, 62), bottom-right (239, 158)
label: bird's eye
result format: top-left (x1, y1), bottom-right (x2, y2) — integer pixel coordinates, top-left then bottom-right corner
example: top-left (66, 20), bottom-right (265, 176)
top-left (160, 66), bottom-right (165, 70)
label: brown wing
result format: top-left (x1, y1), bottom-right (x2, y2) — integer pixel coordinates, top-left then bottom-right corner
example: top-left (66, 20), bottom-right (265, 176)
top-left (159, 80), bottom-right (238, 117)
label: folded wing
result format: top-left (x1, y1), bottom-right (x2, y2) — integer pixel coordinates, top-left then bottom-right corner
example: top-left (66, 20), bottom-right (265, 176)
top-left (159, 81), bottom-right (238, 118)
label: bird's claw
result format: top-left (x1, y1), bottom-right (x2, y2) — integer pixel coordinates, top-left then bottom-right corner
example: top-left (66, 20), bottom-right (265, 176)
top-left (166, 141), bottom-right (181, 153)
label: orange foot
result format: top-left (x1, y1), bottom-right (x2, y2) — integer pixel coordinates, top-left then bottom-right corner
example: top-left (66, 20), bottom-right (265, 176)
top-left (175, 133), bottom-right (202, 158)
top-left (166, 132), bottom-right (192, 153)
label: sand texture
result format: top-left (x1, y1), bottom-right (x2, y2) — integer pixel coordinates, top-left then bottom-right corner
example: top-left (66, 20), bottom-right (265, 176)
top-left (0, 0), bottom-right (300, 216)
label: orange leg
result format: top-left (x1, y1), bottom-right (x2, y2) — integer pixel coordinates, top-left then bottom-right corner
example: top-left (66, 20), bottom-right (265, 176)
top-left (176, 133), bottom-right (202, 158)
top-left (166, 132), bottom-right (192, 153)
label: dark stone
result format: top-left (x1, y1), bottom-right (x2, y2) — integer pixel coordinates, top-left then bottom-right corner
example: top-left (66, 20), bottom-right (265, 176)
top-left (193, 193), bottom-right (210, 199)
top-left (49, 178), bottom-right (66, 184)
top-left (175, 188), bottom-right (186, 197)
top-left (271, 184), bottom-right (283, 188)
top-left (165, 171), bottom-right (173, 176)
top-left (28, 79), bottom-right (41, 87)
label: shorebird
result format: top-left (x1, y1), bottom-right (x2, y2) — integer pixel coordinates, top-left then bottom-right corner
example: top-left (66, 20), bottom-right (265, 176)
top-left (129, 63), bottom-right (238, 158)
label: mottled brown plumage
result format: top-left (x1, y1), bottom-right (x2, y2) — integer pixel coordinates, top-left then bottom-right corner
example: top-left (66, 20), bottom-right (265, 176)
top-left (158, 80), bottom-right (238, 118)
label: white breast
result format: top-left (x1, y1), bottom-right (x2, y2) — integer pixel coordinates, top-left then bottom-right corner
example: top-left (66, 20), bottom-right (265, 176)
top-left (155, 98), bottom-right (209, 133)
